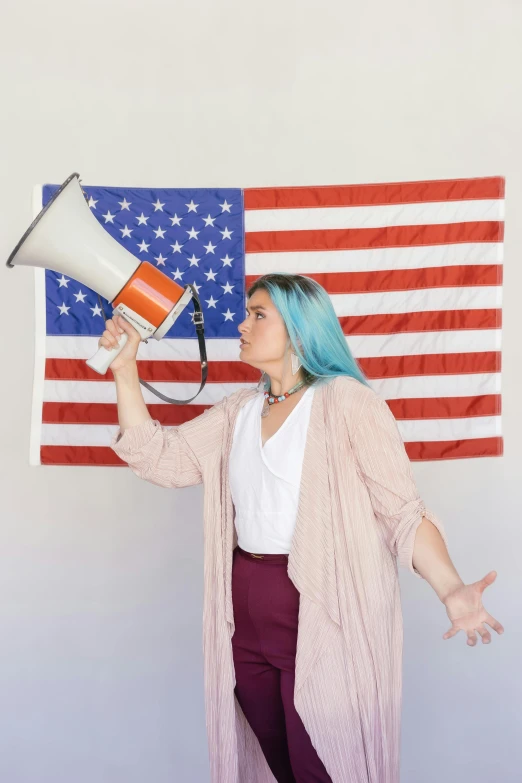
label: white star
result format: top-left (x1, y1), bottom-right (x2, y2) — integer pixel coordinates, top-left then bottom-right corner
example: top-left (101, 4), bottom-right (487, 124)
top-left (171, 268), bottom-right (184, 281)
top-left (222, 281), bottom-right (235, 294)
top-left (74, 290), bottom-right (87, 303)
top-left (57, 302), bottom-right (70, 316)
top-left (57, 274), bottom-right (70, 288)
top-left (223, 308), bottom-right (235, 321)
top-left (187, 254), bottom-right (201, 267)
top-left (118, 198), bottom-right (132, 210)
top-left (154, 253), bottom-right (168, 266)
top-left (103, 211), bottom-right (116, 224)
top-left (170, 240), bottom-right (183, 253)
top-left (190, 281), bottom-right (202, 294)
top-left (153, 226), bottom-right (166, 239)
top-left (221, 254), bottom-right (233, 267)
top-left (152, 198), bottom-right (165, 211)
top-left (219, 199), bottom-right (232, 213)
top-left (204, 241), bottom-right (216, 254)
top-left (137, 239), bottom-right (150, 253)
top-left (185, 200), bottom-right (199, 213)
top-left (120, 225), bottom-right (133, 238)
top-left (186, 226), bottom-right (200, 239)
top-left (90, 304), bottom-right (103, 317)
top-left (170, 213), bottom-right (182, 226)
top-left (205, 268), bottom-right (218, 282)
top-left (202, 214), bottom-right (216, 227)
top-left (136, 212), bottom-right (149, 225)
top-left (205, 295), bottom-right (218, 308)
top-left (88, 196), bottom-right (98, 209)
top-left (220, 227), bottom-right (233, 240)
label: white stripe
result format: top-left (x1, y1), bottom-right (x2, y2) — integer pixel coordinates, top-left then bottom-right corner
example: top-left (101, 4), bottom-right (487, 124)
top-left (245, 241), bottom-right (503, 274)
top-left (245, 199), bottom-right (505, 232)
top-left (43, 374), bottom-right (500, 406)
top-left (40, 414), bottom-right (502, 447)
top-left (30, 185), bottom-right (44, 466)
top-left (370, 372), bottom-right (501, 400)
top-left (397, 415), bottom-right (502, 442)
top-left (329, 286), bottom-right (498, 316)
top-left (43, 380), bottom-right (257, 405)
top-left (46, 328), bottom-right (501, 361)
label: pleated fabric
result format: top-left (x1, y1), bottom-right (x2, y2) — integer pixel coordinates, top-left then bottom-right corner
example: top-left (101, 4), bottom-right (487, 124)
top-left (111, 375), bottom-right (448, 783)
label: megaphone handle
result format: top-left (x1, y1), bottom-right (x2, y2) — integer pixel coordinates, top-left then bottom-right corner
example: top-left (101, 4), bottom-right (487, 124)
top-left (86, 332), bottom-right (129, 375)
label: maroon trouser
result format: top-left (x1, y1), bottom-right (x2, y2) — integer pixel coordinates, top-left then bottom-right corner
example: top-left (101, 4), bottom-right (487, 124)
top-left (231, 546), bottom-right (333, 783)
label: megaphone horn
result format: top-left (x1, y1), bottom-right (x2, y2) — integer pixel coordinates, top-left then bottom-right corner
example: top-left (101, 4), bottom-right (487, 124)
top-left (6, 172), bottom-right (208, 405)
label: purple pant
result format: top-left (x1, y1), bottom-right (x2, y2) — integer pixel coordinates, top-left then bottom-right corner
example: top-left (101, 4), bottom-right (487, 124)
top-left (231, 546), bottom-right (332, 783)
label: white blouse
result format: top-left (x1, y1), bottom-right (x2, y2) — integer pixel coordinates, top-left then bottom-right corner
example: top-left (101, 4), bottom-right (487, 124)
top-left (229, 384), bottom-right (316, 554)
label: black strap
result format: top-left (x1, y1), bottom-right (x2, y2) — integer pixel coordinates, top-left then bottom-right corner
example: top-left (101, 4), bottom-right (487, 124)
top-left (97, 283), bottom-right (208, 405)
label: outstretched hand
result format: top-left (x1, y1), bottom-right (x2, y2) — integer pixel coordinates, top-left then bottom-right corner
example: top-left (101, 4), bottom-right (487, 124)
top-left (442, 571), bottom-right (504, 646)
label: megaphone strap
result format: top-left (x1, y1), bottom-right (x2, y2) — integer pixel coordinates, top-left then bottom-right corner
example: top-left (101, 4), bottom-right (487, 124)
top-left (97, 282), bottom-right (209, 406)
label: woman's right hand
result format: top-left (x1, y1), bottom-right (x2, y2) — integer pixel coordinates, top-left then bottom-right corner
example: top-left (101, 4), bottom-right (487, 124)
top-left (98, 314), bottom-right (141, 373)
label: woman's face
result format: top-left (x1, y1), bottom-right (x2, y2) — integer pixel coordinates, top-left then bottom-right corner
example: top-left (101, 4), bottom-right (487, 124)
top-left (237, 289), bottom-right (290, 373)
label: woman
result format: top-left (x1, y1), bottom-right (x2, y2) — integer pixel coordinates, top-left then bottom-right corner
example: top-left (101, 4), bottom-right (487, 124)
top-left (105, 273), bottom-right (503, 783)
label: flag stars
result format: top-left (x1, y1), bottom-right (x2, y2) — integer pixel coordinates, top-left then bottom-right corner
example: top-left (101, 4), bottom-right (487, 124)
top-left (57, 302), bottom-right (70, 316)
top-left (223, 308), bottom-right (235, 321)
top-left (153, 226), bottom-right (166, 239)
top-left (136, 213), bottom-right (149, 225)
top-left (170, 240), bottom-right (183, 253)
top-left (152, 199), bottom-right (165, 211)
top-left (88, 196), bottom-right (98, 209)
top-left (74, 290), bottom-right (87, 303)
top-left (120, 225), bottom-right (133, 238)
top-left (57, 274), bottom-right (70, 288)
top-left (118, 198), bottom-right (132, 210)
top-left (190, 281), bottom-right (202, 294)
top-left (90, 304), bottom-right (103, 317)
top-left (204, 241), bottom-right (217, 254)
top-left (221, 254), bottom-right (233, 267)
top-left (219, 199), bottom-right (232, 213)
top-left (188, 254), bottom-right (201, 267)
top-left (154, 253), bottom-right (168, 266)
top-left (186, 226), bottom-right (200, 240)
top-left (171, 268), bottom-right (184, 281)
top-left (220, 227), bottom-right (233, 240)
top-left (221, 281), bottom-right (235, 295)
top-left (202, 214), bottom-right (216, 227)
top-left (185, 200), bottom-right (199, 213)
top-left (205, 295), bottom-right (218, 308)
top-left (170, 213), bottom-right (182, 226)
top-left (204, 268), bottom-right (218, 282)
top-left (103, 210), bottom-right (116, 223)
top-left (137, 239), bottom-right (150, 253)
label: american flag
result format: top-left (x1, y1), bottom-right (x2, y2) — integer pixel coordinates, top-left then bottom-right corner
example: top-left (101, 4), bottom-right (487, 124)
top-left (33, 176), bottom-right (504, 466)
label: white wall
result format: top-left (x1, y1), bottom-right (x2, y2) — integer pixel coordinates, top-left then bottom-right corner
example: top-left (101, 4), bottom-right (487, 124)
top-left (0, 1), bottom-right (520, 781)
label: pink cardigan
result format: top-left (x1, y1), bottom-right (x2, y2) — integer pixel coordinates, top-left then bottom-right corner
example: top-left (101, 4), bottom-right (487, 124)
top-left (111, 374), bottom-right (448, 783)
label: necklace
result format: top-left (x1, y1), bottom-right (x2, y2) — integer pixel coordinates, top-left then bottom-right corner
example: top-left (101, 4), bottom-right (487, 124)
top-left (260, 379), bottom-right (307, 418)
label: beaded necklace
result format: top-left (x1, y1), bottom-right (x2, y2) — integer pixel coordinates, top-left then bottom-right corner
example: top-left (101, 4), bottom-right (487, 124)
top-left (260, 379), bottom-right (307, 418)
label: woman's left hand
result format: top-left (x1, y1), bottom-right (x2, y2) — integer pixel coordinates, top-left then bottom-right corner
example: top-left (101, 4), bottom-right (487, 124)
top-left (442, 571), bottom-right (504, 646)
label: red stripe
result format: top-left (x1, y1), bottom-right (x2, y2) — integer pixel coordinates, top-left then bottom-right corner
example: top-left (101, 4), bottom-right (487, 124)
top-left (340, 308), bottom-right (501, 335)
top-left (244, 177), bottom-right (505, 210)
top-left (405, 436), bottom-right (503, 461)
top-left (245, 221), bottom-right (503, 254)
top-left (361, 351), bottom-right (500, 378)
top-left (387, 394), bottom-right (501, 420)
top-left (246, 264), bottom-right (502, 294)
top-left (40, 436), bottom-right (503, 466)
top-left (43, 394), bottom-right (500, 427)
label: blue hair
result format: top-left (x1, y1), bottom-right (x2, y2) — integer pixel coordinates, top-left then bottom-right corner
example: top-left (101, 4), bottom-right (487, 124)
top-left (247, 273), bottom-right (372, 392)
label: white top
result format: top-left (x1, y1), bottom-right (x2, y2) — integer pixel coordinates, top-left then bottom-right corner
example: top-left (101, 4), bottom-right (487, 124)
top-left (229, 384), bottom-right (316, 554)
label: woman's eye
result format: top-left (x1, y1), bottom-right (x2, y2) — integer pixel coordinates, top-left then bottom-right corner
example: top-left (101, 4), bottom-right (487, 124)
top-left (255, 313), bottom-right (264, 319)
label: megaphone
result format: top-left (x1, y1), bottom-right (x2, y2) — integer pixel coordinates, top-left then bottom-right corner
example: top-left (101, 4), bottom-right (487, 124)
top-left (6, 172), bottom-right (208, 405)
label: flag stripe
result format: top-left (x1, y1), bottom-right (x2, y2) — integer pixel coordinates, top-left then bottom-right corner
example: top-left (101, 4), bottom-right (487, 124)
top-left (245, 221), bottom-right (503, 254)
top-left (244, 177), bottom-right (504, 210)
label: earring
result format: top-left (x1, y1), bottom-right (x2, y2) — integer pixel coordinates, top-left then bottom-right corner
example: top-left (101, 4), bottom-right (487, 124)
top-left (291, 351), bottom-right (302, 375)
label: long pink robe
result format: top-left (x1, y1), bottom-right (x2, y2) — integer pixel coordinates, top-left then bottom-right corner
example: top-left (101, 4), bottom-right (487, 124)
top-left (110, 374), bottom-right (448, 783)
